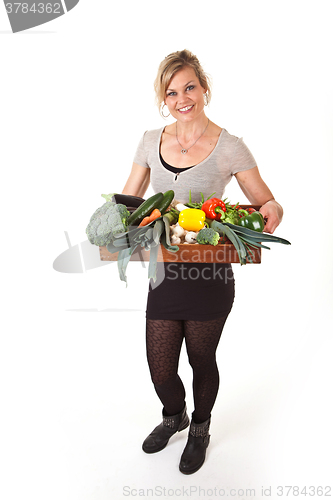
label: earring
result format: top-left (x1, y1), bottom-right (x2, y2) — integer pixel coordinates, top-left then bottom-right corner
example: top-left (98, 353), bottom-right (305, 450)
top-left (203, 93), bottom-right (208, 106)
top-left (161, 103), bottom-right (170, 118)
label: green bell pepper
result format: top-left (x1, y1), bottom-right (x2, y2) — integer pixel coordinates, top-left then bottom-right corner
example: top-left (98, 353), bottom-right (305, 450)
top-left (238, 211), bottom-right (265, 232)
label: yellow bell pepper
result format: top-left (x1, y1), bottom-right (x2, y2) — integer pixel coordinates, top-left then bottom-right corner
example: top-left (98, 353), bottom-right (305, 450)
top-left (178, 209), bottom-right (206, 231)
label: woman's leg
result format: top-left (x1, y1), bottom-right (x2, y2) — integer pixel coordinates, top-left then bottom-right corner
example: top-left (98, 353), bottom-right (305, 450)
top-left (146, 318), bottom-right (186, 415)
top-left (179, 316), bottom-right (230, 473)
top-left (184, 316), bottom-right (229, 423)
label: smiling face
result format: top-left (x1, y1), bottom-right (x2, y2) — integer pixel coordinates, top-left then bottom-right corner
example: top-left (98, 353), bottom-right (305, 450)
top-left (164, 66), bottom-right (207, 123)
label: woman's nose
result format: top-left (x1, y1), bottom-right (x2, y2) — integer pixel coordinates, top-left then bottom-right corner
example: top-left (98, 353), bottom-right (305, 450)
top-left (177, 92), bottom-right (188, 104)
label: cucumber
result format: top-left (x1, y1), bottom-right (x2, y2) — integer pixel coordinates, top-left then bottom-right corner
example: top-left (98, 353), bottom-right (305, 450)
top-left (127, 192), bottom-right (164, 226)
top-left (157, 190), bottom-right (175, 214)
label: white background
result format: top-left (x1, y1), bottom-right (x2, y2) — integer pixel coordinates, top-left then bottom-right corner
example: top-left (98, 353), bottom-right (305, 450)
top-left (1, 1), bottom-right (333, 499)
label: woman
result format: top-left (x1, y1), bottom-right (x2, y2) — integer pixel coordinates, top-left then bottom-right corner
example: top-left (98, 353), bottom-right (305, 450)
top-left (122, 49), bottom-right (283, 474)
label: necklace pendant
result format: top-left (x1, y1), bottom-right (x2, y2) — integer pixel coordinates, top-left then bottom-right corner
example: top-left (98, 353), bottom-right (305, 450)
top-left (181, 149), bottom-right (188, 154)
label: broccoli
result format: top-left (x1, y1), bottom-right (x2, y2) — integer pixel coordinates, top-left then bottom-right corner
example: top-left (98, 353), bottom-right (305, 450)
top-left (196, 227), bottom-right (220, 246)
top-left (224, 213), bottom-right (240, 225)
top-left (86, 202), bottom-right (130, 246)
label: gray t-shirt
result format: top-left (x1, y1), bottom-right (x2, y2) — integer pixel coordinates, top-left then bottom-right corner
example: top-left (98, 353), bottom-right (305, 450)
top-left (133, 126), bottom-right (257, 204)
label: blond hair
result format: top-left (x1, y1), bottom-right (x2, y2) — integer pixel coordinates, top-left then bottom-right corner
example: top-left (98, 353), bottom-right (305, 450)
top-left (154, 49), bottom-right (212, 116)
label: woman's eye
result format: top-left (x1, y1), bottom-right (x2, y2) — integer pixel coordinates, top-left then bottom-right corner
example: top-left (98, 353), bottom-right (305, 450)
top-left (166, 86), bottom-right (194, 97)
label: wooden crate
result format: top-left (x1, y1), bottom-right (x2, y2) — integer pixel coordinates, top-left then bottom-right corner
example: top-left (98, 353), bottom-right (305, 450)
top-left (99, 243), bottom-right (261, 264)
top-left (99, 205), bottom-right (262, 264)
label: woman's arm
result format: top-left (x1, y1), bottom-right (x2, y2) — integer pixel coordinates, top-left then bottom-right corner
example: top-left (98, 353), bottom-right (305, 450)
top-left (234, 166), bottom-right (283, 233)
top-left (122, 163), bottom-right (151, 198)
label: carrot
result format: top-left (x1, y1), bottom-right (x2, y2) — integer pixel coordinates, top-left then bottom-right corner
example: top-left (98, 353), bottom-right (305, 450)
top-left (149, 209), bottom-right (162, 221)
top-left (138, 208), bottom-right (161, 227)
top-left (138, 216), bottom-right (150, 227)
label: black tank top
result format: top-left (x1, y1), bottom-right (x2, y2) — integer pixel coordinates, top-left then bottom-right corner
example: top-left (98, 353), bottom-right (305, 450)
top-left (159, 153), bottom-right (195, 180)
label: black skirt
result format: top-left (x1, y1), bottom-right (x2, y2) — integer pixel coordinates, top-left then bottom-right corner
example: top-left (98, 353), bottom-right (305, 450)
top-left (146, 262), bottom-right (235, 321)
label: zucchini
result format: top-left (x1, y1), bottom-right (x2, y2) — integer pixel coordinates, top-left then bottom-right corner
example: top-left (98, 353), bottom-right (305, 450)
top-left (101, 193), bottom-right (145, 208)
top-left (127, 192), bottom-right (164, 226)
top-left (157, 190), bottom-right (175, 214)
top-left (112, 193), bottom-right (146, 208)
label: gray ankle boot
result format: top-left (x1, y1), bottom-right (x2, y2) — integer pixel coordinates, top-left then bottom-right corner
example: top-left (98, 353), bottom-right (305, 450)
top-left (179, 415), bottom-right (211, 474)
top-left (142, 404), bottom-right (189, 454)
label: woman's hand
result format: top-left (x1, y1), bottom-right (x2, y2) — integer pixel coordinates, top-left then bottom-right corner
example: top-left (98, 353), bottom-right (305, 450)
top-left (259, 200), bottom-right (283, 234)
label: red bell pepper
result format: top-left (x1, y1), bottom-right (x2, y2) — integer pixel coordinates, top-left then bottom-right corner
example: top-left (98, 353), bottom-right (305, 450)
top-left (201, 198), bottom-right (227, 220)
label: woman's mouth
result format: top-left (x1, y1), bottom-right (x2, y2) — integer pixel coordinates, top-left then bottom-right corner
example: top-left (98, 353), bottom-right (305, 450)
top-left (178, 105), bottom-right (194, 114)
